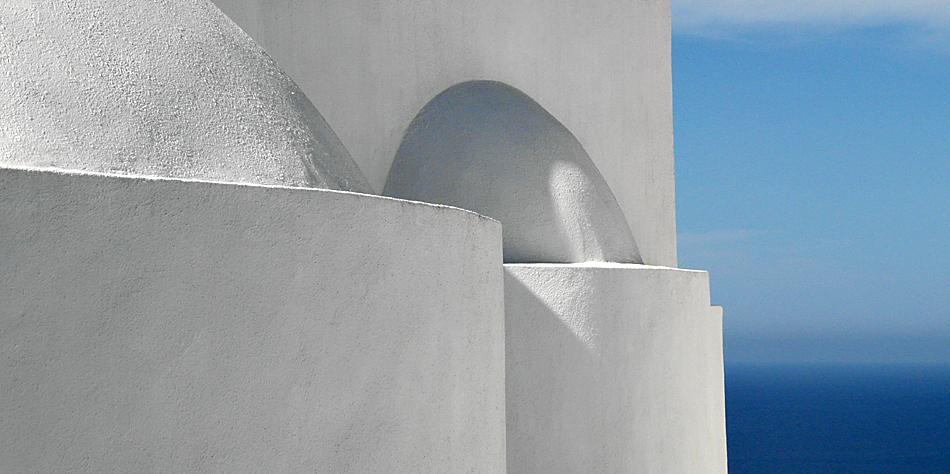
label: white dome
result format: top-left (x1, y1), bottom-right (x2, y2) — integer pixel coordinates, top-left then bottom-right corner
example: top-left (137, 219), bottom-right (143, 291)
top-left (384, 81), bottom-right (640, 263)
top-left (0, 0), bottom-right (371, 193)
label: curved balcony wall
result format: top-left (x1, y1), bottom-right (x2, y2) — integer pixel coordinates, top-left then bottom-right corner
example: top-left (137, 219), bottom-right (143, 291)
top-left (0, 167), bottom-right (504, 472)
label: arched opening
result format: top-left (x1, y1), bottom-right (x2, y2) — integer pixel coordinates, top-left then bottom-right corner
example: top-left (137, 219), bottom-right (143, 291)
top-left (383, 80), bottom-right (641, 264)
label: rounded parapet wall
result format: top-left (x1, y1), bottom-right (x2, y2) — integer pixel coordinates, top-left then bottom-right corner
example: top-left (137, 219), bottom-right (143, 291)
top-left (0, 166), bottom-right (503, 472)
top-left (384, 81), bottom-right (641, 264)
top-left (0, 0), bottom-right (371, 193)
top-left (504, 263), bottom-right (726, 474)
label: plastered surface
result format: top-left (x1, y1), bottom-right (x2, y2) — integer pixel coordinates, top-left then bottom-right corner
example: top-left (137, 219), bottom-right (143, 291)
top-left (505, 264), bottom-right (727, 474)
top-left (0, 0), bottom-right (371, 192)
top-left (209, 0), bottom-right (678, 266)
top-left (0, 166), bottom-right (504, 473)
top-left (384, 81), bottom-right (640, 264)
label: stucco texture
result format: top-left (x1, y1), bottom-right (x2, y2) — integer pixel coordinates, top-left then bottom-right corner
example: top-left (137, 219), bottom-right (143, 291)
top-left (505, 264), bottom-right (727, 474)
top-left (384, 81), bottom-right (641, 264)
top-left (0, 167), bottom-right (504, 473)
top-left (209, 0), bottom-right (678, 266)
top-left (0, 0), bottom-right (371, 192)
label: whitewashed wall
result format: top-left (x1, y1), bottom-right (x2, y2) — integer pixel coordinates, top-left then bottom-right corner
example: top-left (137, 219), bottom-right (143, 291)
top-left (505, 264), bottom-right (727, 474)
top-left (0, 0), bottom-right (371, 193)
top-left (209, 0), bottom-right (678, 267)
top-left (0, 167), bottom-right (505, 473)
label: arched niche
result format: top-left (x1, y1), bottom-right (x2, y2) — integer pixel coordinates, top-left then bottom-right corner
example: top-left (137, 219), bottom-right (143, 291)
top-left (384, 81), bottom-right (641, 264)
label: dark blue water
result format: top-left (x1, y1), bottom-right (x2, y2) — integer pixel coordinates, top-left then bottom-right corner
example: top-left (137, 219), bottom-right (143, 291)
top-left (726, 364), bottom-right (950, 473)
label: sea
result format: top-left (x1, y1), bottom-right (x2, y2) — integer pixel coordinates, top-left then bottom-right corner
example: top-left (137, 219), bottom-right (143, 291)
top-left (726, 364), bottom-right (950, 473)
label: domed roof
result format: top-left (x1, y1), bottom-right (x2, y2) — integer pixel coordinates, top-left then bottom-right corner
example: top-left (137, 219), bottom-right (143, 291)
top-left (0, 0), bottom-right (371, 193)
top-left (384, 81), bottom-right (641, 263)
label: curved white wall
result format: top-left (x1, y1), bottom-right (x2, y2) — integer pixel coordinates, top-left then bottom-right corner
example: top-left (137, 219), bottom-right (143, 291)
top-left (505, 264), bottom-right (727, 474)
top-left (384, 81), bottom-right (640, 264)
top-left (209, 0), bottom-right (677, 266)
top-left (0, 167), bottom-right (503, 473)
top-left (0, 0), bottom-right (371, 193)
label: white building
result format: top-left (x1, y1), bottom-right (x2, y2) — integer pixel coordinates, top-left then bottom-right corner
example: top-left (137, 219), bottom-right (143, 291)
top-left (0, 0), bottom-right (726, 472)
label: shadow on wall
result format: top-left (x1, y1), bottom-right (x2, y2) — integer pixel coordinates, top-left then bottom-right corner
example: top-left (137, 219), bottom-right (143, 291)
top-left (383, 81), bottom-right (641, 264)
top-left (504, 272), bottom-right (605, 473)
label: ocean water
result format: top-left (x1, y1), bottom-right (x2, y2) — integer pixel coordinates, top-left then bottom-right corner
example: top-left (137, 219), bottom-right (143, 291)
top-left (726, 364), bottom-right (950, 473)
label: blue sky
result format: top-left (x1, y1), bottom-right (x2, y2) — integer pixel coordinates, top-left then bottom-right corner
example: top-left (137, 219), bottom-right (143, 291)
top-left (671, 0), bottom-right (950, 364)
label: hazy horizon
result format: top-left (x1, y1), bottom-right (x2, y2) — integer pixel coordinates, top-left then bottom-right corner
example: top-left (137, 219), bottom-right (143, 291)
top-left (672, 1), bottom-right (950, 365)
